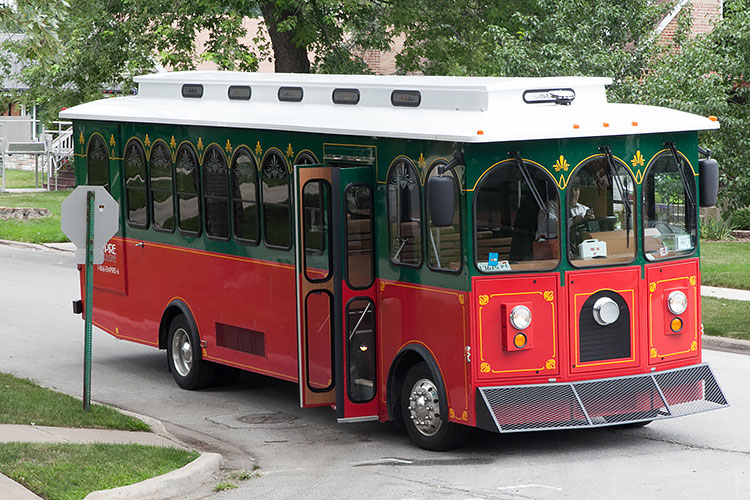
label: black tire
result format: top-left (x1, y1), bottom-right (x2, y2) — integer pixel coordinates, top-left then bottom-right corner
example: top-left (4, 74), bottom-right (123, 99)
top-left (166, 315), bottom-right (215, 390)
top-left (400, 362), bottom-right (467, 451)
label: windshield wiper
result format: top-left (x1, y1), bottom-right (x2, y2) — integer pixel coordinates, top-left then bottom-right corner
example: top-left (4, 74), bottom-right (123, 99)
top-left (510, 150), bottom-right (545, 212)
top-left (665, 142), bottom-right (697, 208)
top-left (599, 146), bottom-right (632, 248)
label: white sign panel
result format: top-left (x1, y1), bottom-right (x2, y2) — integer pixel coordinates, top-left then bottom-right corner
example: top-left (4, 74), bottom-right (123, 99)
top-left (61, 186), bottom-right (119, 265)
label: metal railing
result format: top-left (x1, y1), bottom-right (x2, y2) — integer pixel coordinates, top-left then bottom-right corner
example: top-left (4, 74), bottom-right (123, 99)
top-left (44, 121), bottom-right (74, 191)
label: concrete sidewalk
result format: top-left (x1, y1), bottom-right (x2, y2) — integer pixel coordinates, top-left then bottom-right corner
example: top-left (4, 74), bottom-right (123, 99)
top-left (0, 420), bottom-right (222, 500)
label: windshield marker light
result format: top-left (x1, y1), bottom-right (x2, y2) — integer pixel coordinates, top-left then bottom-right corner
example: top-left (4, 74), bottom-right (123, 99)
top-left (668, 291), bottom-right (688, 315)
top-left (509, 305), bottom-right (532, 331)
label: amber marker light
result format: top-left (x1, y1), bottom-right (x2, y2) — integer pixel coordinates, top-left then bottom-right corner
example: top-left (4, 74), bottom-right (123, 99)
top-left (513, 333), bottom-right (528, 349)
top-left (632, 121), bottom-right (638, 126)
top-left (708, 116), bottom-right (718, 122)
top-left (477, 130), bottom-right (484, 135)
top-left (603, 122), bottom-right (610, 127)
top-left (573, 123), bottom-right (580, 129)
top-left (670, 317), bottom-right (683, 332)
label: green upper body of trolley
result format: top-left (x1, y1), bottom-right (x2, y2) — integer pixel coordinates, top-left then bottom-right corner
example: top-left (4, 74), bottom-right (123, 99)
top-left (63, 72), bottom-right (719, 293)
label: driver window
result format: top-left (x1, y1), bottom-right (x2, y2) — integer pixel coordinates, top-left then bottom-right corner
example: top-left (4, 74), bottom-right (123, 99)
top-left (642, 151), bottom-right (697, 260)
top-left (474, 160), bottom-right (560, 272)
top-left (568, 156), bottom-right (635, 267)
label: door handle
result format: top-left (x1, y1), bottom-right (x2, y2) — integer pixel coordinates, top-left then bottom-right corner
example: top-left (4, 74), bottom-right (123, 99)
top-left (135, 242), bottom-right (144, 247)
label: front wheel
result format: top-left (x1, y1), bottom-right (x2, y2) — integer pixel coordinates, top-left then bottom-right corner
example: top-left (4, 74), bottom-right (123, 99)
top-left (400, 363), bottom-right (467, 451)
top-left (167, 315), bottom-right (215, 390)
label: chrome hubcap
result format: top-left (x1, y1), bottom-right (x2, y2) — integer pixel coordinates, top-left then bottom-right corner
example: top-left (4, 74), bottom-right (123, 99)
top-left (171, 328), bottom-right (192, 377)
top-left (407, 378), bottom-right (442, 437)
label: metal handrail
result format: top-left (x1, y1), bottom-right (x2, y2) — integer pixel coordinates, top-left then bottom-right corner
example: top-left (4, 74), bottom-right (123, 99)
top-left (44, 122), bottom-right (74, 191)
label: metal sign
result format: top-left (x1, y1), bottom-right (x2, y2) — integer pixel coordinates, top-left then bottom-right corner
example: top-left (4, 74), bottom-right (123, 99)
top-left (61, 185), bottom-right (119, 265)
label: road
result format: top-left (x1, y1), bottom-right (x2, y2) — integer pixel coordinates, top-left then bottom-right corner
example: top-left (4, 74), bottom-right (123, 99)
top-left (1, 243), bottom-right (749, 500)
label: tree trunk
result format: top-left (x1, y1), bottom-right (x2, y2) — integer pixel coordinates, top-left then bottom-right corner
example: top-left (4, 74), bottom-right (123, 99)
top-left (259, 2), bottom-right (311, 73)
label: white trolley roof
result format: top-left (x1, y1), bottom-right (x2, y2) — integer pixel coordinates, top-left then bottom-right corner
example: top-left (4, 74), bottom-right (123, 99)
top-left (61, 71), bottom-right (719, 143)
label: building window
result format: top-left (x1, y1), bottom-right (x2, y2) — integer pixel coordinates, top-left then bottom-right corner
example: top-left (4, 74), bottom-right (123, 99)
top-left (387, 157), bottom-right (422, 267)
top-left (175, 144), bottom-right (201, 235)
top-left (149, 141), bottom-right (175, 232)
top-left (124, 140), bottom-right (148, 228)
top-left (262, 150), bottom-right (291, 249)
top-left (231, 147), bottom-right (259, 243)
top-left (87, 134), bottom-right (110, 191)
top-left (203, 145), bottom-right (230, 240)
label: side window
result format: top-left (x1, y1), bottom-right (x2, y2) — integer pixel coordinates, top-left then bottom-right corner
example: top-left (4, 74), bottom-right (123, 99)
top-left (387, 157), bottom-right (422, 267)
top-left (124, 140), bottom-right (148, 228)
top-left (203, 145), bottom-right (230, 239)
top-left (262, 150), bottom-right (291, 249)
top-left (87, 134), bottom-right (110, 191)
top-left (175, 144), bottom-right (201, 235)
top-left (474, 160), bottom-right (560, 272)
top-left (302, 180), bottom-right (331, 282)
top-left (231, 147), bottom-right (259, 244)
top-left (345, 185), bottom-right (374, 289)
top-left (149, 141), bottom-right (175, 232)
top-left (426, 162), bottom-right (461, 272)
top-left (642, 150), bottom-right (697, 260)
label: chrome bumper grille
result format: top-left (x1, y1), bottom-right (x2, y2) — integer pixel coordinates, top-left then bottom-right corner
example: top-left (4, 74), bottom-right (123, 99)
top-left (476, 364), bottom-right (728, 433)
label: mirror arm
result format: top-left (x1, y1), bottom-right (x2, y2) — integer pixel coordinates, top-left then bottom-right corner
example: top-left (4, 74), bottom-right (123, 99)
top-left (437, 151), bottom-right (464, 176)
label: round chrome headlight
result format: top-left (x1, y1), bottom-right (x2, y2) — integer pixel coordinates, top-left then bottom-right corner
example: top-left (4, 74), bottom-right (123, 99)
top-left (668, 291), bottom-right (688, 315)
top-left (509, 305), bottom-right (532, 330)
top-left (593, 297), bottom-right (620, 326)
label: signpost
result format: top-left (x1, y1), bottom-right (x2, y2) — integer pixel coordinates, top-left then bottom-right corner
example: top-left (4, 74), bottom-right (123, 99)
top-left (61, 186), bottom-right (119, 410)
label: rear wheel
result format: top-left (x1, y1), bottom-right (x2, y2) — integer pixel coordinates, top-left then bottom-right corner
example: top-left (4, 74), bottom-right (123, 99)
top-left (400, 362), bottom-right (467, 451)
top-left (167, 315), bottom-right (215, 390)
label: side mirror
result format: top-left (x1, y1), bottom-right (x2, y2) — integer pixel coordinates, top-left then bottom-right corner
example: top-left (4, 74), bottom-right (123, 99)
top-left (426, 174), bottom-right (456, 227)
top-left (699, 157), bottom-right (719, 207)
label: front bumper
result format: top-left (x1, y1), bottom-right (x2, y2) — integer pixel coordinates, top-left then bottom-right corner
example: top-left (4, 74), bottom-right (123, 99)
top-left (476, 363), bottom-right (728, 433)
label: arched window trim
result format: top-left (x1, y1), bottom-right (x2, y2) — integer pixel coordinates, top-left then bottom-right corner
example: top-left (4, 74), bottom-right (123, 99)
top-left (261, 149), bottom-right (292, 250)
top-left (123, 139), bottom-right (149, 229)
top-left (202, 144), bottom-right (231, 241)
top-left (640, 149), bottom-right (697, 262)
top-left (86, 133), bottom-right (110, 191)
top-left (426, 160), bottom-right (463, 274)
top-left (472, 158), bottom-right (561, 273)
top-left (149, 140), bottom-right (175, 233)
top-left (386, 156), bottom-right (423, 268)
top-left (175, 143), bottom-right (202, 236)
top-left (231, 146), bottom-right (260, 245)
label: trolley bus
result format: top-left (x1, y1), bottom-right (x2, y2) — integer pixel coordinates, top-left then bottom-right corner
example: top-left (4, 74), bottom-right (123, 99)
top-left (61, 72), bottom-right (729, 450)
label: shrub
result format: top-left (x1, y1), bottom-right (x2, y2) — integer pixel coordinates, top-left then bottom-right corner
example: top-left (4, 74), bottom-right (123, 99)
top-left (730, 208), bottom-right (750, 230)
top-left (701, 215), bottom-right (736, 240)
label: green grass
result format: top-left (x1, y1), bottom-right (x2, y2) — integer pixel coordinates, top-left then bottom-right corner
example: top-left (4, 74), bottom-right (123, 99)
top-left (701, 296), bottom-right (750, 341)
top-left (0, 443), bottom-right (198, 500)
top-left (0, 191), bottom-right (69, 243)
top-left (700, 241), bottom-right (750, 290)
top-left (2, 168), bottom-right (39, 188)
top-left (0, 373), bottom-right (149, 431)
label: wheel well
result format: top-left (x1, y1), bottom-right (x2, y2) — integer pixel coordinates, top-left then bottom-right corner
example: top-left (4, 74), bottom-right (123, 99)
top-left (159, 303), bottom-right (193, 350)
top-left (386, 349), bottom-right (430, 426)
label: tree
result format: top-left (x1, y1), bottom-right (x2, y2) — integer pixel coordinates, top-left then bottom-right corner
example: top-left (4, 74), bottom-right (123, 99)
top-left (634, 0), bottom-right (750, 211)
top-left (1, 0), bottom-right (391, 123)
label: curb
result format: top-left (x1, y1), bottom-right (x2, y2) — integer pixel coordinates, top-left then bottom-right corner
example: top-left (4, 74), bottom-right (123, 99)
top-left (82, 452), bottom-right (223, 500)
top-left (0, 238), bottom-right (74, 253)
top-left (702, 334), bottom-right (750, 355)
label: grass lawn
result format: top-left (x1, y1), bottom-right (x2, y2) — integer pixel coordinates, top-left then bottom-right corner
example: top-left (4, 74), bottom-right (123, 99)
top-left (2, 168), bottom-right (39, 189)
top-left (0, 373), bottom-right (198, 499)
top-left (0, 191), bottom-right (69, 243)
top-left (701, 296), bottom-right (750, 341)
top-left (0, 443), bottom-right (198, 500)
top-left (700, 241), bottom-right (750, 290)
top-left (0, 373), bottom-right (148, 430)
